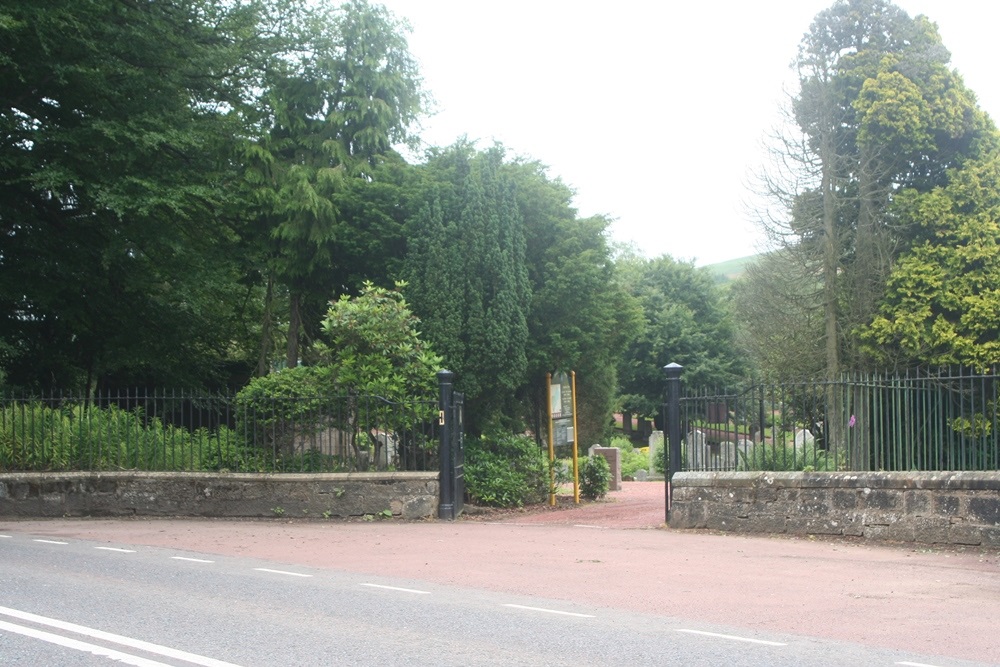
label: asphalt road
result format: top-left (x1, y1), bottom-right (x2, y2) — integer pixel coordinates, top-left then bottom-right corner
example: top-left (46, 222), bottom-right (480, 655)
top-left (0, 532), bottom-right (991, 667)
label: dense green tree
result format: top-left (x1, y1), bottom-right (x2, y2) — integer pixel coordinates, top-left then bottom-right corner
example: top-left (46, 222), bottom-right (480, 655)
top-left (403, 144), bottom-right (530, 434)
top-left (317, 281), bottom-right (442, 399)
top-left (729, 250), bottom-right (826, 380)
top-left (752, 0), bottom-right (992, 379)
top-left (863, 151), bottom-right (1000, 369)
top-left (0, 0), bottom-right (277, 391)
top-left (236, 282), bottom-right (440, 467)
top-left (508, 159), bottom-right (638, 447)
top-left (618, 255), bottom-right (743, 420)
top-left (243, 0), bottom-right (426, 371)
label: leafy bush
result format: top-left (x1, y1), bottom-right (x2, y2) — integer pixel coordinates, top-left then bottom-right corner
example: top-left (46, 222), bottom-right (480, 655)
top-left (620, 449), bottom-right (648, 478)
top-left (464, 432), bottom-right (547, 507)
top-left (606, 435), bottom-right (648, 478)
top-left (737, 442), bottom-right (844, 472)
top-left (653, 441), bottom-right (688, 475)
top-left (234, 365), bottom-right (336, 457)
top-left (0, 402), bottom-right (251, 472)
top-left (580, 454), bottom-right (610, 500)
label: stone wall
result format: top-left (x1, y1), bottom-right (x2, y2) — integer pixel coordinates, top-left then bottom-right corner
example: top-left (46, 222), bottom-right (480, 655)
top-left (0, 471), bottom-right (439, 520)
top-left (669, 471), bottom-right (1000, 547)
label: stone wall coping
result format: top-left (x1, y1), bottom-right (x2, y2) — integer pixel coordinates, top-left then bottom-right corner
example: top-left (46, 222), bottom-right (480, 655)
top-left (673, 470), bottom-right (1000, 491)
top-left (0, 471), bottom-right (439, 483)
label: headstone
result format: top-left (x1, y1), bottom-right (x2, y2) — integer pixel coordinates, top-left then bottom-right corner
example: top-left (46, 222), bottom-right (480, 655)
top-left (793, 428), bottom-right (815, 449)
top-left (590, 447), bottom-right (622, 491)
top-left (686, 429), bottom-right (707, 469)
top-left (649, 430), bottom-right (663, 474)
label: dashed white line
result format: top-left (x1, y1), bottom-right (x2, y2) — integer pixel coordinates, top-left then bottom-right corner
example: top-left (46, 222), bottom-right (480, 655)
top-left (95, 547), bottom-right (136, 553)
top-left (676, 629), bottom-right (786, 646)
top-left (502, 604), bottom-right (595, 618)
top-left (253, 568), bottom-right (312, 578)
top-left (896, 662), bottom-right (946, 667)
top-left (0, 535), bottom-right (11, 538)
top-left (360, 583), bottom-right (431, 595)
top-left (33, 539), bottom-right (68, 545)
top-left (171, 556), bottom-right (215, 563)
top-left (573, 524), bottom-right (602, 529)
top-left (0, 605), bottom-right (244, 666)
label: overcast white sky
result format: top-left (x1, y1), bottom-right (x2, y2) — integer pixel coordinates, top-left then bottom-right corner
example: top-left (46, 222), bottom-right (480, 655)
top-left (377, 1), bottom-right (1000, 265)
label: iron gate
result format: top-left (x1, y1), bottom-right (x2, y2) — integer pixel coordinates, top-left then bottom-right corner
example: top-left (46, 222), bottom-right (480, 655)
top-left (438, 370), bottom-right (465, 520)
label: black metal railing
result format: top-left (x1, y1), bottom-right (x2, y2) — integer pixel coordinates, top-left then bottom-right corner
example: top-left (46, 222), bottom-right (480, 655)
top-left (672, 367), bottom-right (1000, 473)
top-left (0, 390), bottom-right (440, 474)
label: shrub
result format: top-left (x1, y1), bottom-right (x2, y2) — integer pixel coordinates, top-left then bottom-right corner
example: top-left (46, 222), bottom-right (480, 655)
top-left (580, 454), bottom-right (610, 500)
top-left (737, 442), bottom-right (843, 472)
top-left (0, 402), bottom-right (258, 473)
top-left (464, 431), bottom-right (547, 507)
top-left (620, 448), bottom-right (648, 478)
top-left (609, 435), bottom-right (633, 451)
top-left (653, 440), bottom-right (688, 475)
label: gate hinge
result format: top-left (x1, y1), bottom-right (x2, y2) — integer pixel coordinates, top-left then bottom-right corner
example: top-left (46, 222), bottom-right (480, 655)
top-left (438, 410), bottom-right (445, 425)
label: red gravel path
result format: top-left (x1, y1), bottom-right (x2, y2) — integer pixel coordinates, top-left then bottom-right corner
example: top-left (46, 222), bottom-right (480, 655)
top-left (3, 482), bottom-right (999, 664)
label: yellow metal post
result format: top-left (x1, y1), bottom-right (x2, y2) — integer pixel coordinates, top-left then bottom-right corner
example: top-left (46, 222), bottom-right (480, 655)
top-left (571, 370), bottom-right (580, 503)
top-left (547, 372), bottom-right (556, 506)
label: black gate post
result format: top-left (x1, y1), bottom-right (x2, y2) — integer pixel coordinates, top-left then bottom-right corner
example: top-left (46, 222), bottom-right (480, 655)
top-left (663, 363), bottom-right (683, 523)
top-left (438, 369), bottom-right (456, 520)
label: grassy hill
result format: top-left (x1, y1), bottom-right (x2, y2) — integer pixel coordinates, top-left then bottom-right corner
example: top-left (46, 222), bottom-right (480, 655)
top-left (703, 254), bottom-right (758, 284)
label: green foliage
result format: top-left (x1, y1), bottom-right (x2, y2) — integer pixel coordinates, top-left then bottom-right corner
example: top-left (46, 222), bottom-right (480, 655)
top-left (464, 432), bottom-right (547, 508)
top-left (737, 443), bottom-right (843, 472)
top-left (0, 402), bottom-right (255, 472)
top-left (244, 0), bottom-right (427, 368)
top-left (620, 448), bottom-right (650, 479)
top-left (404, 144), bottom-right (530, 434)
top-left (609, 435), bottom-right (648, 478)
top-left (756, 0), bottom-right (997, 378)
top-left (618, 254), bottom-right (743, 418)
top-left (235, 284), bottom-right (440, 469)
top-left (862, 154), bottom-right (1000, 369)
top-left (317, 282), bottom-right (442, 400)
top-left (0, 0), bottom-right (293, 391)
top-left (579, 455), bottom-right (610, 500)
top-left (511, 158), bottom-right (638, 447)
top-left (653, 441), bottom-right (688, 475)
top-left (233, 365), bottom-right (333, 456)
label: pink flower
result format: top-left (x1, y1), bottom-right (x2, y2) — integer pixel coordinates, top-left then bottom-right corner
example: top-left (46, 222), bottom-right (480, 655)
top-left (848, 415), bottom-right (856, 428)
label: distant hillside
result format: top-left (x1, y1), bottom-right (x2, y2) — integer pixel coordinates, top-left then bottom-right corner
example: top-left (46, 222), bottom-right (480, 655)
top-left (704, 254), bottom-right (759, 284)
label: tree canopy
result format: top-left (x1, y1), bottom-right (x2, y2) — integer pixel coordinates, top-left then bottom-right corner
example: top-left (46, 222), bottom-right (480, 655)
top-left (743, 0), bottom-right (998, 378)
top-left (15, 0), bottom-right (1000, 446)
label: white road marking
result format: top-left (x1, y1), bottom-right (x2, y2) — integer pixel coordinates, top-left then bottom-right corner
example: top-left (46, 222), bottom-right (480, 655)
top-left (95, 547), bottom-right (136, 553)
top-left (172, 556), bottom-right (215, 563)
top-left (0, 619), bottom-right (173, 667)
top-left (0, 605), bottom-right (244, 666)
top-left (361, 583), bottom-right (431, 595)
top-left (253, 568), bottom-right (312, 578)
top-left (573, 524), bottom-right (602, 529)
top-left (502, 604), bottom-right (595, 618)
top-left (897, 662), bottom-right (946, 667)
top-left (33, 539), bottom-right (68, 545)
top-left (0, 534), bottom-right (11, 538)
top-left (676, 629), bottom-right (786, 646)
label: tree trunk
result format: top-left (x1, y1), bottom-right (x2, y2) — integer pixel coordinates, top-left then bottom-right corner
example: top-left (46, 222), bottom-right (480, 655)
top-left (286, 291), bottom-right (301, 369)
top-left (256, 273), bottom-right (275, 377)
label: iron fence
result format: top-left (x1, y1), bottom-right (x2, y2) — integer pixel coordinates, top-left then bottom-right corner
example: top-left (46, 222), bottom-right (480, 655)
top-left (0, 389), bottom-right (440, 473)
top-left (674, 367), bottom-right (1000, 473)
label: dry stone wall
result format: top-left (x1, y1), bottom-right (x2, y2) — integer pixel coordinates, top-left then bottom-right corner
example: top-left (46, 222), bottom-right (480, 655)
top-left (669, 471), bottom-right (1000, 547)
top-left (0, 471), bottom-right (439, 520)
